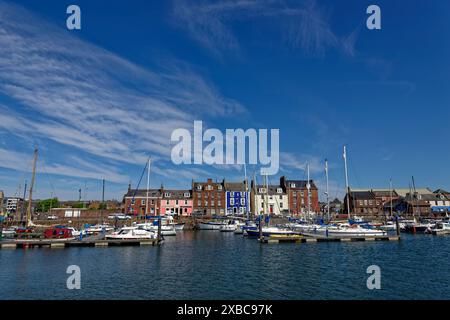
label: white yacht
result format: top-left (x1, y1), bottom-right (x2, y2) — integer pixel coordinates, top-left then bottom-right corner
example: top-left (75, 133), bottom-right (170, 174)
top-left (86, 224), bottom-right (114, 235)
top-left (197, 221), bottom-right (228, 230)
top-left (303, 224), bottom-right (387, 238)
top-left (136, 222), bottom-right (177, 236)
top-left (106, 227), bottom-right (156, 240)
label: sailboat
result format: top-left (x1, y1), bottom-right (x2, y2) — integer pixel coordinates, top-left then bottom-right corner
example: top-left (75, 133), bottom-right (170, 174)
top-left (246, 174), bottom-right (296, 238)
top-left (302, 146), bottom-right (386, 238)
top-left (402, 177), bottom-right (435, 234)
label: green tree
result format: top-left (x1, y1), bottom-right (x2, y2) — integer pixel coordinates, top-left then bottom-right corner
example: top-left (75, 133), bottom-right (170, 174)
top-left (36, 198), bottom-right (60, 213)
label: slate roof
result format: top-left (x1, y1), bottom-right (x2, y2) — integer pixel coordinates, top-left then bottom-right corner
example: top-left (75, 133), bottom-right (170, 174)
top-left (255, 185), bottom-right (286, 195)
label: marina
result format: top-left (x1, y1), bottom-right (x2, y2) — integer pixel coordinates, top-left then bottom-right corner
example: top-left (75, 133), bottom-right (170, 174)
top-left (1, 230), bottom-right (449, 300)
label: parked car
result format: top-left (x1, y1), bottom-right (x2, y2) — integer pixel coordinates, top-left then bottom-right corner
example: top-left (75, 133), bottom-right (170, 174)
top-left (108, 213), bottom-right (131, 220)
top-left (46, 215), bottom-right (58, 220)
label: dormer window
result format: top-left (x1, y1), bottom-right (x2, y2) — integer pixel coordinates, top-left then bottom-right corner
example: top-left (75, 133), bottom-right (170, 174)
top-left (184, 192), bottom-right (190, 198)
top-left (259, 188), bottom-right (265, 193)
top-left (277, 188), bottom-right (282, 193)
top-left (165, 192), bottom-right (170, 197)
top-left (196, 185), bottom-right (202, 190)
top-left (290, 183), bottom-right (296, 188)
top-left (206, 185), bottom-right (213, 191)
top-left (218, 185), bottom-right (222, 190)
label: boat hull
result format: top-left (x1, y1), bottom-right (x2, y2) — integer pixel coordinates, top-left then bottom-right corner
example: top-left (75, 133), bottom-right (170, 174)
top-left (197, 222), bottom-right (226, 230)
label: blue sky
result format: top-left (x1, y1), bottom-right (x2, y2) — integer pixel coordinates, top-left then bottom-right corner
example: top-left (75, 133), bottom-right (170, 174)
top-left (0, 0), bottom-right (449, 201)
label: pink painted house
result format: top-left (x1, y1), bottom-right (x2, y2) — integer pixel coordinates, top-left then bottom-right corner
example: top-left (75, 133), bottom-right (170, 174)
top-left (160, 189), bottom-right (193, 216)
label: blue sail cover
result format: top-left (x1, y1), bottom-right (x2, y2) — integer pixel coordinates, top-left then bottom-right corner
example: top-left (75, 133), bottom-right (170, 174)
top-left (431, 206), bottom-right (450, 212)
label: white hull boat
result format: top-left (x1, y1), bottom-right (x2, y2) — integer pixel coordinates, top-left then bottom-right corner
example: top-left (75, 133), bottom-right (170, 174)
top-left (220, 224), bottom-right (237, 232)
top-left (86, 224), bottom-right (114, 234)
top-left (303, 225), bottom-right (387, 238)
top-left (105, 227), bottom-right (156, 240)
top-left (170, 223), bottom-right (185, 231)
top-left (136, 223), bottom-right (177, 236)
top-left (246, 227), bottom-right (296, 237)
top-left (197, 221), bottom-right (227, 230)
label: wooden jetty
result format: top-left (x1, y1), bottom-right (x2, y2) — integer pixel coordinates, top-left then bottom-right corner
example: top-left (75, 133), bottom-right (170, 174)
top-left (260, 234), bottom-right (400, 244)
top-left (0, 238), bottom-right (161, 249)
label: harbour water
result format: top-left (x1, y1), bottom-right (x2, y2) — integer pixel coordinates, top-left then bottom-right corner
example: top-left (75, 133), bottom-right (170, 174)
top-left (1, 232), bottom-right (449, 300)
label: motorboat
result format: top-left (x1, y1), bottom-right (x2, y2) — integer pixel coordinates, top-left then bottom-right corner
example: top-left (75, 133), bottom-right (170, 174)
top-left (86, 224), bottom-right (114, 235)
top-left (245, 226), bottom-right (297, 237)
top-left (220, 224), bottom-right (237, 232)
top-left (1, 226), bottom-right (18, 238)
top-left (302, 223), bottom-right (387, 238)
top-left (170, 222), bottom-right (185, 231)
top-left (378, 221), bottom-right (398, 231)
top-left (196, 221), bottom-right (228, 230)
top-left (427, 222), bottom-right (450, 235)
top-left (43, 226), bottom-right (76, 241)
top-left (66, 227), bottom-right (87, 237)
top-left (105, 227), bottom-right (156, 240)
top-left (136, 223), bottom-right (177, 236)
top-left (402, 220), bottom-right (435, 234)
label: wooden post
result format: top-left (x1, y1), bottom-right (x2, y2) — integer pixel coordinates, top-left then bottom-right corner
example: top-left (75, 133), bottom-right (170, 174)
top-left (395, 215), bottom-right (400, 236)
top-left (157, 215), bottom-right (162, 244)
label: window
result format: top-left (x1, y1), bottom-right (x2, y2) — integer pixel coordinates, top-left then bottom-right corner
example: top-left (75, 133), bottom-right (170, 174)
top-left (218, 185), bottom-right (222, 190)
top-left (230, 191), bottom-right (235, 197)
top-left (176, 200), bottom-right (179, 205)
top-left (131, 199), bottom-right (135, 205)
top-left (280, 203), bottom-right (283, 208)
top-left (241, 198), bottom-right (245, 205)
top-left (166, 200), bottom-right (169, 205)
top-left (184, 192), bottom-right (190, 197)
top-left (230, 198), bottom-right (235, 205)
top-left (165, 192), bottom-right (170, 197)
top-left (218, 201), bottom-right (221, 206)
top-left (259, 188), bottom-right (265, 193)
top-left (196, 185), bottom-right (202, 190)
top-left (184, 200), bottom-right (188, 205)
top-left (198, 201), bottom-right (201, 206)
top-left (141, 199), bottom-right (145, 205)
top-left (206, 185), bottom-right (213, 191)
top-left (290, 183), bottom-right (296, 188)
top-left (279, 195), bottom-right (282, 200)
top-left (277, 188), bottom-right (282, 193)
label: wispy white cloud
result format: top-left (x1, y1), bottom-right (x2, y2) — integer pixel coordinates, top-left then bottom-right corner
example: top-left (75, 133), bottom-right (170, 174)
top-left (172, 0), bottom-right (357, 58)
top-left (0, 1), bottom-right (247, 190)
top-left (0, 148), bottom-right (129, 183)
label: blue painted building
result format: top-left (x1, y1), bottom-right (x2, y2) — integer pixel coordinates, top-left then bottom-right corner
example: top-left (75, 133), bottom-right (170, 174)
top-left (225, 182), bottom-right (249, 215)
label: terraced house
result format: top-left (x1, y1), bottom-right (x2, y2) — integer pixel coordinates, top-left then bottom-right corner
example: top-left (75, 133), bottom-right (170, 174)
top-left (224, 181), bottom-right (249, 215)
top-left (123, 187), bottom-right (162, 216)
top-left (280, 176), bottom-right (319, 215)
top-left (344, 191), bottom-right (382, 216)
top-left (251, 183), bottom-right (288, 216)
top-left (160, 189), bottom-right (193, 216)
top-left (192, 179), bottom-right (226, 216)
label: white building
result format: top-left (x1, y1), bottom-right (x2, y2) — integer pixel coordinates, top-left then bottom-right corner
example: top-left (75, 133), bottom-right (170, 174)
top-left (252, 185), bottom-right (288, 216)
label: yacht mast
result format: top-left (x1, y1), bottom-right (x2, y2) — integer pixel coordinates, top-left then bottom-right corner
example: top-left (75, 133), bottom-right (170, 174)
top-left (325, 159), bottom-right (330, 222)
top-left (389, 178), bottom-right (393, 218)
top-left (343, 145), bottom-right (351, 219)
top-left (306, 162), bottom-right (311, 221)
top-left (145, 157), bottom-right (151, 222)
top-left (244, 164), bottom-right (249, 219)
top-left (26, 148), bottom-right (38, 227)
